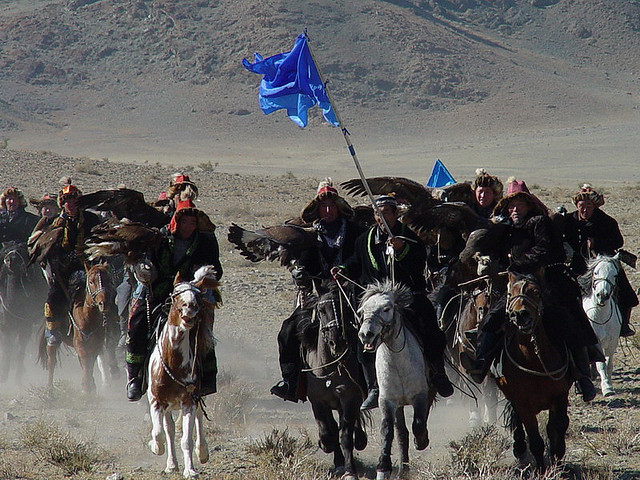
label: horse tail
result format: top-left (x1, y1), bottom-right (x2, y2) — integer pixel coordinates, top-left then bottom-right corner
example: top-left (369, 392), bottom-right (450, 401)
top-left (501, 400), bottom-right (519, 433)
top-left (36, 325), bottom-right (47, 368)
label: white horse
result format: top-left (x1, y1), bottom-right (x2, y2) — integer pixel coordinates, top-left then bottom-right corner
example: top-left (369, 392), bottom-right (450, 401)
top-left (358, 280), bottom-right (436, 480)
top-left (148, 266), bottom-right (219, 478)
top-left (581, 254), bottom-right (622, 397)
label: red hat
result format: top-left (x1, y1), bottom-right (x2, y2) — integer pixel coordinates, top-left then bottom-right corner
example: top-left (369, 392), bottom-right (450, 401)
top-left (493, 177), bottom-right (549, 217)
top-left (168, 199), bottom-right (198, 233)
top-left (157, 191), bottom-right (168, 201)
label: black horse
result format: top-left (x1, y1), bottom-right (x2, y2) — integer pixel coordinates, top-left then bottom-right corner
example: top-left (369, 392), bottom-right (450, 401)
top-left (298, 284), bottom-right (368, 480)
top-left (0, 241), bottom-right (47, 383)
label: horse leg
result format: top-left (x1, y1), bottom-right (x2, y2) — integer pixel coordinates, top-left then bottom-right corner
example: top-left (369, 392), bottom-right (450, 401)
top-left (180, 406), bottom-right (198, 478)
top-left (395, 407), bottom-right (410, 477)
top-left (468, 395), bottom-right (481, 428)
top-left (194, 406), bottom-right (209, 464)
top-left (148, 399), bottom-right (166, 456)
top-left (595, 360), bottom-right (613, 396)
top-left (484, 379), bottom-right (498, 424)
top-left (339, 401), bottom-right (359, 479)
top-left (311, 402), bottom-right (339, 456)
top-left (376, 400), bottom-right (395, 480)
top-left (521, 411), bottom-right (545, 470)
top-left (508, 407), bottom-right (527, 461)
top-left (0, 330), bottom-right (11, 383)
top-left (77, 352), bottom-right (97, 394)
top-left (546, 396), bottom-right (569, 464)
top-left (163, 410), bottom-right (179, 474)
top-left (46, 344), bottom-right (58, 390)
top-left (412, 392), bottom-right (429, 451)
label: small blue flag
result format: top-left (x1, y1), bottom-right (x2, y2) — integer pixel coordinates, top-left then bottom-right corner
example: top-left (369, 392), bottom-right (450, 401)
top-left (426, 159), bottom-right (456, 188)
top-left (242, 33), bottom-right (339, 128)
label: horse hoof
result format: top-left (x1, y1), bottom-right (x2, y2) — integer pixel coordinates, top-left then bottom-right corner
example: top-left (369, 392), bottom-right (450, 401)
top-left (182, 468), bottom-right (199, 478)
top-left (376, 471), bottom-right (391, 480)
top-left (354, 429), bottom-right (367, 451)
top-left (199, 449), bottom-right (209, 464)
top-left (148, 440), bottom-right (164, 456)
top-left (603, 389), bottom-right (615, 397)
top-left (341, 474), bottom-right (357, 480)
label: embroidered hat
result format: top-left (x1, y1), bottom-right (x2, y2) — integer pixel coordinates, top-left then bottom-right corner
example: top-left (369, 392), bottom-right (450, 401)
top-left (167, 172), bottom-right (199, 202)
top-left (168, 199), bottom-right (215, 234)
top-left (493, 177), bottom-right (548, 217)
top-left (29, 193), bottom-right (60, 212)
top-left (374, 194), bottom-right (398, 209)
top-left (472, 168), bottom-right (503, 199)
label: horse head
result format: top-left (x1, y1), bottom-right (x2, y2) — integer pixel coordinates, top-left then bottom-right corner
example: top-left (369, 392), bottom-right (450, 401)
top-left (1, 241), bottom-right (28, 275)
top-left (506, 272), bottom-right (544, 335)
top-left (169, 266), bottom-right (218, 331)
top-left (590, 255), bottom-right (620, 307)
top-left (85, 263), bottom-right (114, 313)
top-left (358, 279), bottom-right (412, 352)
top-left (315, 285), bottom-right (349, 358)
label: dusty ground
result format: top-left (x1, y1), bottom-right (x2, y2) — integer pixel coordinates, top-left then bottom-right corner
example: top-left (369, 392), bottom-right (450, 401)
top-left (0, 150), bottom-right (638, 479)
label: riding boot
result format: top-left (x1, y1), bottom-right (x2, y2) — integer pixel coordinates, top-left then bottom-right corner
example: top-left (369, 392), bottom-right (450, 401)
top-left (360, 359), bottom-right (379, 410)
top-left (126, 361), bottom-right (144, 402)
top-left (270, 363), bottom-right (300, 403)
top-left (571, 346), bottom-right (597, 402)
top-left (460, 331), bottom-right (500, 384)
top-left (200, 348), bottom-right (217, 397)
top-left (428, 356), bottom-right (454, 397)
top-left (620, 307), bottom-right (635, 337)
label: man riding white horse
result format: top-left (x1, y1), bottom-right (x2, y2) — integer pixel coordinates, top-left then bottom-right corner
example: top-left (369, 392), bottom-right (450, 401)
top-left (562, 184), bottom-right (638, 337)
top-left (333, 195), bottom-right (454, 409)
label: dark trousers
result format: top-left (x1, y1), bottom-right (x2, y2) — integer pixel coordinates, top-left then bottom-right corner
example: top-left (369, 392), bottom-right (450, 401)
top-left (126, 297), bottom-right (161, 365)
top-left (276, 307), bottom-right (304, 379)
top-left (405, 293), bottom-right (447, 364)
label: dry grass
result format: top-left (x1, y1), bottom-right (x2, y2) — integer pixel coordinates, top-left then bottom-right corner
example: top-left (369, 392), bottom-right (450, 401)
top-left (208, 370), bottom-right (256, 429)
top-left (448, 424), bottom-right (511, 476)
top-left (20, 420), bottom-right (104, 475)
top-left (246, 427), bottom-right (325, 480)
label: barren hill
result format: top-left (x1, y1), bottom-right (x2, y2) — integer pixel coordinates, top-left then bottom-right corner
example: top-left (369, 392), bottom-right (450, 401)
top-left (1, 0), bottom-right (640, 184)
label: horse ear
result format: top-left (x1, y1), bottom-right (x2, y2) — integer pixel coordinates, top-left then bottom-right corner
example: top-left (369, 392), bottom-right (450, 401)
top-left (84, 261), bottom-right (90, 273)
top-left (174, 271), bottom-right (183, 285)
top-left (507, 271), bottom-right (517, 286)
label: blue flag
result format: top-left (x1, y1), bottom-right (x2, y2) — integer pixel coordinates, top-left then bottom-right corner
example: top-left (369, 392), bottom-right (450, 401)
top-left (426, 159), bottom-right (456, 187)
top-left (242, 33), bottom-right (339, 128)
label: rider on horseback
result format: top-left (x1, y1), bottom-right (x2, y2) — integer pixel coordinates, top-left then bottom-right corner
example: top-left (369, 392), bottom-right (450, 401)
top-left (0, 186), bottom-right (39, 244)
top-left (125, 198), bottom-right (223, 401)
top-left (39, 181), bottom-right (103, 347)
top-left (270, 179), bottom-right (365, 402)
top-left (333, 195), bottom-right (454, 409)
top-left (460, 179), bottom-right (601, 402)
top-left (562, 184), bottom-right (638, 337)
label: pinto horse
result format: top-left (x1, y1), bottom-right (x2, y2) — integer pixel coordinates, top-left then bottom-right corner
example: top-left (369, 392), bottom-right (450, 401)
top-left (39, 263), bottom-right (116, 393)
top-left (147, 265), bottom-right (219, 479)
top-left (358, 279), bottom-right (436, 480)
top-left (581, 254), bottom-right (623, 396)
top-left (0, 241), bottom-right (47, 383)
top-left (298, 284), bottom-right (367, 480)
top-left (497, 272), bottom-right (571, 470)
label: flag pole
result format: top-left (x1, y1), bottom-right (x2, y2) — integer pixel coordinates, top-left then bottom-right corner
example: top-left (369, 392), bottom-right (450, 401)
top-left (303, 31), bottom-right (394, 239)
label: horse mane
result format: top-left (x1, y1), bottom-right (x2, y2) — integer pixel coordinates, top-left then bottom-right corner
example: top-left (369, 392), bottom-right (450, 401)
top-left (359, 279), bottom-right (413, 313)
top-left (69, 270), bottom-right (87, 303)
top-left (578, 254), bottom-right (619, 296)
top-left (297, 300), bottom-right (320, 350)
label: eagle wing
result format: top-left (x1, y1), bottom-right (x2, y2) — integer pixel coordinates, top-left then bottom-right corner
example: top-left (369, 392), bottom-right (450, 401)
top-left (402, 199), bottom-right (489, 240)
top-left (340, 176), bottom-right (434, 205)
top-left (227, 223), bottom-right (318, 267)
top-left (28, 225), bottom-right (64, 266)
top-left (77, 188), bottom-right (170, 228)
top-left (84, 218), bottom-right (163, 263)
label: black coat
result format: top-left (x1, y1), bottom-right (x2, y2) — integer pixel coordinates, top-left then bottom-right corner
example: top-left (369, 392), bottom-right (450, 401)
top-left (0, 208), bottom-right (39, 244)
top-left (563, 209), bottom-right (623, 275)
top-left (342, 221), bottom-right (427, 293)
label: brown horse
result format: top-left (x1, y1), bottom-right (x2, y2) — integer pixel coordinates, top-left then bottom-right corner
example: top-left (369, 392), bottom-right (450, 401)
top-left (453, 278), bottom-right (500, 427)
top-left (497, 272), bottom-right (571, 470)
top-left (39, 263), bottom-right (117, 393)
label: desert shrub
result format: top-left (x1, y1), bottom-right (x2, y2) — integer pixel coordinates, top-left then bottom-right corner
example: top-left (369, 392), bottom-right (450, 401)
top-left (448, 424), bottom-right (510, 476)
top-left (20, 420), bottom-right (104, 475)
top-left (208, 370), bottom-right (255, 426)
top-left (198, 161), bottom-right (219, 172)
top-left (246, 427), bottom-right (324, 480)
top-left (74, 159), bottom-right (102, 175)
top-left (0, 138), bottom-right (7, 150)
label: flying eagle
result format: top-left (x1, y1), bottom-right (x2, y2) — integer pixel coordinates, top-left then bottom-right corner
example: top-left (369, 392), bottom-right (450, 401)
top-left (84, 217), bottom-right (163, 264)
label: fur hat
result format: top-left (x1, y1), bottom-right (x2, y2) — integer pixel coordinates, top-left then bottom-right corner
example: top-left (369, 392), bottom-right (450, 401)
top-left (167, 173), bottom-right (199, 202)
top-left (300, 178), bottom-right (354, 223)
top-left (572, 183), bottom-right (604, 208)
top-left (57, 177), bottom-right (82, 206)
top-left (472, 168), bottom-right (503, 199)
top-left (0, 186), bottom-right (27, 209)
top-left (154, 191), bottom-right (170, 207)
top-left (493, 177), bottom-right (548, 217)
top-left (168, 199), bottom-right (215, 234)
top-left (29, 193), bottom-right (60, 212)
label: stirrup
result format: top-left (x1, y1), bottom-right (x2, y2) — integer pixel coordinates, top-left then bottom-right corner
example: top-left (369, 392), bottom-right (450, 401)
top-left (360, 388), bottom-right (379, 410)
top-left (270, 380), bottom-right (298, 402)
